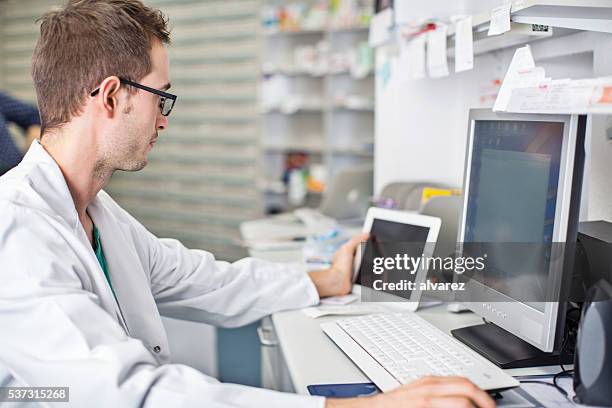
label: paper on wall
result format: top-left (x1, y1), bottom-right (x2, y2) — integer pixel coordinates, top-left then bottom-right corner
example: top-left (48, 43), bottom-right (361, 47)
top-left (427, 24), bottom-right (449, 78)
top-left (488, 3), bottom-right (512, 36)
top-left (505, 77), bottom-right (612, 114)
top-left (493, 45), bottom-right (545, 112)
top-left (397, 34), bottom-right (426, 82)
top-left (369, 8), bottom-right (393, 48)
top-left (497, 46), bottom-right (612, 114)
top-left (455, 16), bottom-right (474, 72)
top-left (409, 35), bottom-right (427, 79)
top-left (590, 80), bottom-right (612, 113)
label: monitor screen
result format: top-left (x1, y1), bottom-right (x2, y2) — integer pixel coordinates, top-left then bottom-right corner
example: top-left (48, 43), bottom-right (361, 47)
top-left (464, 120), bottom-right (565, 311)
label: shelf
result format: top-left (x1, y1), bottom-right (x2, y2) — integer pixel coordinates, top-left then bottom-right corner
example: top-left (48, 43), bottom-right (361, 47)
top-left (261, 186), bottom-right (324, 196)
top-left (262, 68), bottom-right (327, 77)
top-left (263, 25), bottom-right (369, 36)
top-left (331, 147), bottom-right (374, 157)
top-left (329, 70), bottom-right (374, 78)
top-left (445, 1), bottom-right (612, 56)
top-left (264, 28), bottom-right (325, 36)
top-left (263, 67), bottom-right (373, 79)
top-left (448, 22), bottom-right (564, 57)
top-left (260, 14), bottom-right (375, 214)
top-left (262, 104), bottom-right (373, 113)
top-left (332, 103), bottom-right (375, 112)
top-left (263, 144), bottom-right (325, 153)
top-left (511, 0), bottom-right (612, 34)
top-left (259, 179), bottom-right (324, 195)
top-left (447, 1), bottom-right (612, 36)
top-left (262, 107), bottom-right (324, 114)
top-left (328, 26), bottom-right (369, 33)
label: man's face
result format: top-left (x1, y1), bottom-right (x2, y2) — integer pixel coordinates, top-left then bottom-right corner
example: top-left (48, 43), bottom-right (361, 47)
top-left (107, 40), bottom-right (170, 172)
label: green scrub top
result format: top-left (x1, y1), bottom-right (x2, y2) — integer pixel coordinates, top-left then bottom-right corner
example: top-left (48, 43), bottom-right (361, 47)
top-left (93, 225), bottom-right (116, 299)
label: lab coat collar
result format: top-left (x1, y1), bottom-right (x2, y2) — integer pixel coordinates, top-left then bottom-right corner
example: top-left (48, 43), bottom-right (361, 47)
top-left (21, 140), bottom-right (80, 232)
top-left (21, 141), bottom-right (133, 336)
top-left (17, 141), bottom-right (170, 361)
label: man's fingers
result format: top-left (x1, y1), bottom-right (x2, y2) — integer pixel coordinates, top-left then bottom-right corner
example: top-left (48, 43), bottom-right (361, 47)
top-left (403, 375), bottom-right (447, 388)
top-left (344, 232), bottom-right (369, 250)
top-left (404, 377), bottom-right (495, 408)
top-left (427, 397), bottom-right (476, 408)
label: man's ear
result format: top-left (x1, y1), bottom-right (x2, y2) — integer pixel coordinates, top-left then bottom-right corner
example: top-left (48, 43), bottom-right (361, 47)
top-left (96, 76), bottom-right (122, 117)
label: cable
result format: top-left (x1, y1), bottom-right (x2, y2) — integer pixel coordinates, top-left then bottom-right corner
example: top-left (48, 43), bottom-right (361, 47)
top-left (553, 370), bottom-right (573, 396)
top-left (518, 304), bottom-right (581, 404)
top-left (519, 374), bottom-right (573, 404)
top-left (519, 380), bottom-right (568, 398)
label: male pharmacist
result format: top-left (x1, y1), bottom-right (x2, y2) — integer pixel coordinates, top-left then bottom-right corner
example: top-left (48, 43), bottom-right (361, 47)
top-left (0, 1), bottom-right (493, 407)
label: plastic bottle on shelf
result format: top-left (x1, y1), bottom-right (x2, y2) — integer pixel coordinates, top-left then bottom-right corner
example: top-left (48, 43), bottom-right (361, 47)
top-left (288, 168), bottom-right (308, 206)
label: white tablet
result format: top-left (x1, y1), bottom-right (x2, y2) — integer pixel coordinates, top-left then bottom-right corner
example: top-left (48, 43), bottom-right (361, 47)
top-left (353, 207), bottom-right (441, 312)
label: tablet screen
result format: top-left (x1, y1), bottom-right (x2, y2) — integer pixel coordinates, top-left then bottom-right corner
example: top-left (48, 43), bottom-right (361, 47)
top-left (356, 218), bottom-right (430, 301)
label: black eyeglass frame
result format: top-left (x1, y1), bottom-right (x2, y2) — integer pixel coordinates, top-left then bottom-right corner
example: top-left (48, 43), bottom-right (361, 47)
top-left (90, 77), bottom-right (177, 117)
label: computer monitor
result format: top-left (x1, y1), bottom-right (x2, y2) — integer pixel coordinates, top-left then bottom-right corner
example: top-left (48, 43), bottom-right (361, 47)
top-left (452, 109), bottom-right (586, 368)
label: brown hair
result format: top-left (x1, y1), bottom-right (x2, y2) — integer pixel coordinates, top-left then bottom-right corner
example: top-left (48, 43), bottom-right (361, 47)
top-left (31, 0), bottom-right (170, 134)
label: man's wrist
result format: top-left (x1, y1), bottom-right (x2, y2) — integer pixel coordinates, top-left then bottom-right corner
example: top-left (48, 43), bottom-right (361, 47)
top-left (308, 268), bottom-right (335, 298)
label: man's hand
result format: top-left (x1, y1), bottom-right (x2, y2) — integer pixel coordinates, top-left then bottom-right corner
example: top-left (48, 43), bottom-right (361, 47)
top-left (308, 233), bottom-right (369, 298)
top-left (326, 377), bottom-right (496, 408)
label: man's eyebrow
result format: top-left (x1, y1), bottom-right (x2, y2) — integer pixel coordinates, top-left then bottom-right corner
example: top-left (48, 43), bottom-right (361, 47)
top-left (161, 83), bottom-right (171, 91)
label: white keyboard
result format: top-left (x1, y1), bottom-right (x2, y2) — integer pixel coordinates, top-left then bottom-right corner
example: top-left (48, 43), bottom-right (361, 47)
top-left (321, 313), bottom-right (519, 392)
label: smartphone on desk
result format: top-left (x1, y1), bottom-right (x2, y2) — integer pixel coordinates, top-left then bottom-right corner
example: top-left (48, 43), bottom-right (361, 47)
top-left (307, 383), bottom-right (379, 398)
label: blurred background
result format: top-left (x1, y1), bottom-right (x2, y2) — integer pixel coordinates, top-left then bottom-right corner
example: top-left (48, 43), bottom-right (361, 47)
top-left (0, 0), bottom-right (375, 262)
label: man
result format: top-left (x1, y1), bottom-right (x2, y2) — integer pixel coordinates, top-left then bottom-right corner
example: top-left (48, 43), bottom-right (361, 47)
top-left (0, 91), bottom-right (41, 175)
top-left (0, 1), bottom-right (495, 407)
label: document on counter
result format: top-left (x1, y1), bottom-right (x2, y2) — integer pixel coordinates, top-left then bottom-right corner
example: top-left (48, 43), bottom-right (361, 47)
top-left (302, 304), bottom-right (386, 318)
top-left (426, 24), bottom-right (449, 78)
top-left (488, 3), bottom-right (512, 36)
top-left (493, 45), bottom-right (545, 112)
top-left (454, 16), bottom-right (474, 73)
top-left (320, 294), bottom-right (358, 306)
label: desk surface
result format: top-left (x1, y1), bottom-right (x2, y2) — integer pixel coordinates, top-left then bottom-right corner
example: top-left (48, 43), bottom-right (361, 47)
top-left (272, 304), bottom-right (565, 395)
top-left (242, 216), bottom-right (565, 396)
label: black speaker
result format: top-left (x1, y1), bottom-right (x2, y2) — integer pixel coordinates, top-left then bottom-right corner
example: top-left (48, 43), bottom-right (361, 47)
top-left (574, 279), bottom-right (612, 406)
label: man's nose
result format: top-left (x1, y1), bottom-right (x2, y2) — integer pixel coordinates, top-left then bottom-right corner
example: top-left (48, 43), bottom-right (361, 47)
top-left (157, 113), bottom-right (168, 131)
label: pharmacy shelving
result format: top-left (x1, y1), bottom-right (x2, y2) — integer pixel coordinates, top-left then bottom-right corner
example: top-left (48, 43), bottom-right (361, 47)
top-left (260, 7), bottom-right (375, 213)
top-left (444, 0), bottom-right (612, 57)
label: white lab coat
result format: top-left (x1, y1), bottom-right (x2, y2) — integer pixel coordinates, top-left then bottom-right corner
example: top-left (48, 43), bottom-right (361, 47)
top-left (0, 141), bottom-right (325, 407)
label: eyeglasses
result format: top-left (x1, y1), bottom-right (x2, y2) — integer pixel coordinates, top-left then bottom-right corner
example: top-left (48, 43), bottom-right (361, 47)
top-left (90, 77), bottom-right (177, 117)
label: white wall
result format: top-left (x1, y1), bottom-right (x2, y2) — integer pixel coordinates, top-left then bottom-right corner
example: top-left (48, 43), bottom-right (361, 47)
top-left (587, 35), bottom-right (612, 221)
top-left (374, 15), bottom-right (612, 221)
top-left (375, 49), bottom-right (502, 190)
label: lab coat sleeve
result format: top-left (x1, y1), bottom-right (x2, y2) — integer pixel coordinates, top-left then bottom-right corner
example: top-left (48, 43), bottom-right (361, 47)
top-left (0, 204), bottom-right (325, 408)
top-left (115, 202), bottom-right (321, 328)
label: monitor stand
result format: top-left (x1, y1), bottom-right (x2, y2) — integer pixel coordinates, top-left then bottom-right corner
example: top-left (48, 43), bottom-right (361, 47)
top-left (451, 323), bottom-right (574, 369)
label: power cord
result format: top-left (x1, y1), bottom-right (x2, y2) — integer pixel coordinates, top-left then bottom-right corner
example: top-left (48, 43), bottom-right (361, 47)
top-left (518, 304), bottom-right (582, 404)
